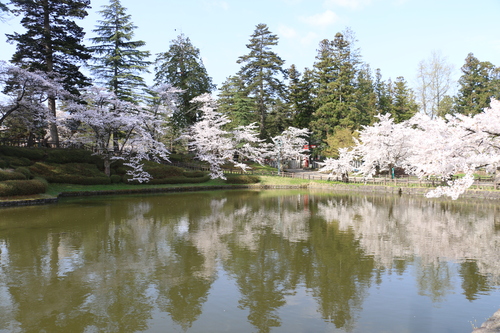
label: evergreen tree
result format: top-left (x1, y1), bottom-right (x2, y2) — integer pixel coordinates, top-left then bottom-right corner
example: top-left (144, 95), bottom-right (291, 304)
top-left (355, 64), bottom-right (377, 126)
top-left (0, 1), bottom-right (9, 21)
top-left (287, 65), bottom-right (315, 131)
top-left (237, 23), bottom-right (287, 139)
top-left (6, 0), bottom-right (92, 146)
top-left (90, 0), bottom-right (151, 104)
top-left (390, 76), bottom-right (418, 123)
top-left (454, 53), bottom-right (500, 116)
top-left (374, 68), bottom-right (392, 114)
top-left (311, 32), bottom-right (360, 144)
top-left (154, 33), bottom-right (216, 129)
top-left (217, 75), bottom-right (256, 129)
top-left (436, 95), bottom-right (454, 118)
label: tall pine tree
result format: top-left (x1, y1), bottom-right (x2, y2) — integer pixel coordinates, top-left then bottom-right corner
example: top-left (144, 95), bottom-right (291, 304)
top-left (90, 0), bottom-right (151, 104)
top-left (454, 53), bottom-right (500, 116)
top-left (218, 75), bottom-right (256, 129)
top-left (154, 33), bottom-right (216, 130)
top-left (237, 23), bottom-right (287, 139)
top-left (287, 65), bottom-right (315, 131)
top-left (374, 68), bottom-right (392, 114)
top-left (6, 0), bottom-right (91, 146)
top-left (390, 76), bottom-right (418, 123)
top-left (311, 32), bottom-right (360, 146)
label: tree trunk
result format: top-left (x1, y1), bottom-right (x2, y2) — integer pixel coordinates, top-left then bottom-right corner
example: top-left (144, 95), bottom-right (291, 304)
top-left (43, 0), bottom-right (59, 147)
top-left (104, 157), bottom-right (111, 177)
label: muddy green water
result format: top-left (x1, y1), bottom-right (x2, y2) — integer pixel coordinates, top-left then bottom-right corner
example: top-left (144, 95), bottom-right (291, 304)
top-left (0, 189), bottom-right (499, 333)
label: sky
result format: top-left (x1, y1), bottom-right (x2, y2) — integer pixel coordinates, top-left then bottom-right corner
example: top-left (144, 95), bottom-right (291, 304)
top-left (1, 0), bottom-right (499, 94)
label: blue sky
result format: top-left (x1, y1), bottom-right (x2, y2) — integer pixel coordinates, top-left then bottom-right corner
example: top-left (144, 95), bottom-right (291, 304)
top-left (1, 0), bottom-right (499, 93)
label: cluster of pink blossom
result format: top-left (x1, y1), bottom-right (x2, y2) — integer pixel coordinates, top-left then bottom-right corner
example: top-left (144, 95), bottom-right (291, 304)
top-left (63, 86), bottom-right (174, 182)
top-left (184, 94), bottom-right (309, 179)
top-left (320, 100), bottom-right (500, 199)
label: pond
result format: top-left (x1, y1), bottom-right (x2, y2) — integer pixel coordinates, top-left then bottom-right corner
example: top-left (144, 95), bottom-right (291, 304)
top-left (0, 189), bottom-right (499, 333)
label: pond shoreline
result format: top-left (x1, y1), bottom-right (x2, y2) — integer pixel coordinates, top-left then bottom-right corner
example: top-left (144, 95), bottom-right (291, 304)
top-left (1, 181), bottom-right (500, 208)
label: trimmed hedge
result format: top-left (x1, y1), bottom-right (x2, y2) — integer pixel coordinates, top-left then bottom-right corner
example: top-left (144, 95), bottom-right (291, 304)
top-left (183, 170), bottom-right (206, 178)
top-left (44, 175), bottom-right (112, 185)
top-left (29, 162), bottom-right (111, 184)
top-left (0, 169), bottom-right (27, 181)
top-left (143, 163), bottom-right (185, 178)
top-left (146, 175), bottom-right (211, 185)
top-left (15, 167), bottom-right (31, 179)
top-left (224, 175), bottom-right (260, 184)
top-left (110, 174), bottom-right (121, 183)
top-left (0, 146), bottom-right (46, 160)
top-left (30, 162), bottom-right (107, 178)
top-left (2, 156), bottom-right (32, 167)
top-left (0, 178), bottom-right (48, 196)
top-left (45, 149), bottom-right (102, 165)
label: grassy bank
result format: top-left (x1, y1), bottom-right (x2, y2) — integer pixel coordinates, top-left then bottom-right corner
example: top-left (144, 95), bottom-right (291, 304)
top-left (47, 175), bottom-right (315, 196)
top-left (0, 175), bottom-right (317, 202)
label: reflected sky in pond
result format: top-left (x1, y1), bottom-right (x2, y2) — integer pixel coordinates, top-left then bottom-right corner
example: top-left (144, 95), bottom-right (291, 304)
top-left (0, 190), bottom-right (499, 333)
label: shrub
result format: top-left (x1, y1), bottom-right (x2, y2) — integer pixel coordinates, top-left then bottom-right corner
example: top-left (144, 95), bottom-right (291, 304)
top-left (3, 156), bottom-right (32, 167)
top-left (143, 163), bottom-right (185, 179)
top-left (0, 146), bottom-right (45, 160)
top-left (44, 175), bottom-right (112, 185)
top-left (125, 175), bottom-right (210, 185)
top-left (110, 174), bottom-right (122, 183)
top-left (183, 170), bottom-right (206, 178)
top-left (0, 178), bottom-right (48, 196)
top-left (224, 175), bottom-right (260, 184)
top-left (29, 162), bottom-right (110, 184)
top-left (30, 162), bottom-right (106, 178)
top-left (15, 167), bottom-right (31, 179)
top-left (0, 158), bottom-right (8, 168)
top-left (114, 165), bottom-right (129, 175)
top-left (45, 149), bottom-right (101, 165)
top-left (0, 169), bottom-right (27, 181)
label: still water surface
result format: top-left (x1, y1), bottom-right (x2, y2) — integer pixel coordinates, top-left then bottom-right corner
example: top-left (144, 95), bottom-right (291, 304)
top-left (0, 189), bottom-right (499, 333)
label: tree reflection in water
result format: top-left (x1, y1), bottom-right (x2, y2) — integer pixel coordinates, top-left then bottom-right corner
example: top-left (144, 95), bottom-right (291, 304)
top-left (0, 190), bottom-right (499, 332)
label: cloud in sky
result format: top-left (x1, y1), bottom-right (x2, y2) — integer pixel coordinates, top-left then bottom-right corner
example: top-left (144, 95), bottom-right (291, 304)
top-left (300, 10), bottom-right (339, 28)
top-left (324, 0), bottom-right (372, 10)
top-left (278, 25), bottom-right (298, 39)
top-left (203, 0), bottom-right (229, 11)
top-left (301, 32), bottom-right (319, 46)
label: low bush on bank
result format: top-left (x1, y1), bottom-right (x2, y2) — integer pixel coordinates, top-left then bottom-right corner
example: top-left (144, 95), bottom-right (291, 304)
top-left (0, 169), bottom-right (27, 181)
top-left (44, 175), bottom-right (112, 185)
top-left (143, 162), bottom-right (185, 178)
top-left (183, 170), bottom-right (206, 178)
top-left (29, 162), bottom-right (111, 184)
top-left (224, 175), bottom-right (260, 184)
top-left (146, 175), bottom-right (211, 185)
top-left (1, 155), bottom-right (32, 167)
top-left (110, 175), bottom-right (121, 183)
top-left (0, 178), bottom-right (48, 196)
top-left (45, 149), bottom-right (103, 166)
top-left (15, 167), bottom-right (31, 179)
top-left (0, 146), bottom-right (46, 160)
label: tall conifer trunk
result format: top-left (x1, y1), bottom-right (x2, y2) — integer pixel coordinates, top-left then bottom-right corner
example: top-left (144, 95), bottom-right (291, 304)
top-left (43, 0), bottom-right (59, 147)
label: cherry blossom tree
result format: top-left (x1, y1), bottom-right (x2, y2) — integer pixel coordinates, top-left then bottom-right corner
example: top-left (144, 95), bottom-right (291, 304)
top-left (183, 94), bottom-right (266, 179)
top-left (64, 86), bottom-right (175, 182)
top-left (268, 127), bottom-right (310, 173)
top-left (318, 148), bottom-right (356, 182)
top-left (407, 100), bottom-right (500, 199)
top-left (355, 113), bottom-right (415, 178)
top-left (0, 62), bottom-right (65, 142)
top-left (347, 99), bottom-right (500, 199)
